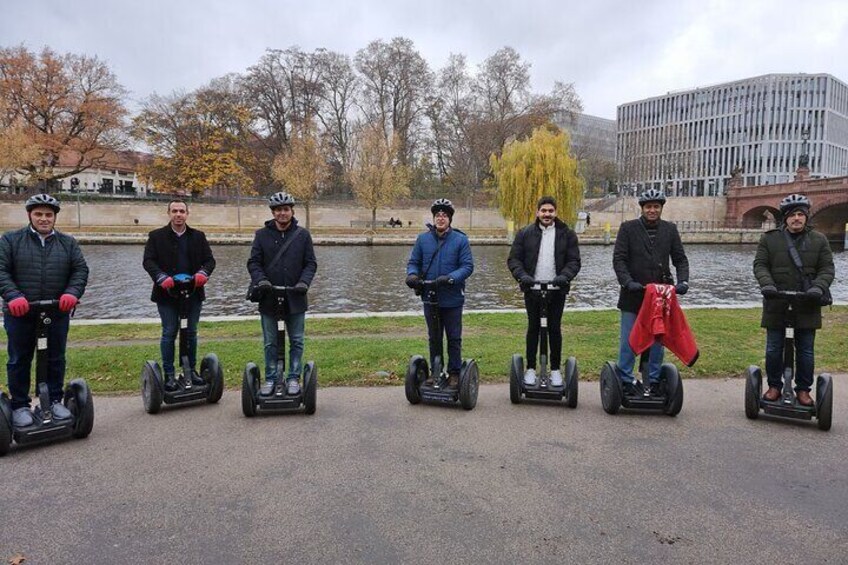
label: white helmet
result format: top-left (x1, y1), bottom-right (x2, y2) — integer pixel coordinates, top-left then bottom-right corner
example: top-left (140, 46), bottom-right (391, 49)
top-left (268, 191), bottom-right (295, 208)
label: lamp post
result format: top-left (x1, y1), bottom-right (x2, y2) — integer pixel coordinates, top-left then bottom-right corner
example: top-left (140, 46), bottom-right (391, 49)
top-left (800, 125), bottom-right (811, 169)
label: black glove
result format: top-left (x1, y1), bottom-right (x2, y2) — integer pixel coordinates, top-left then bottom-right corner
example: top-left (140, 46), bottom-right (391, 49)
top-left (293, 281), bottom-right (309, 294)
top-left (519, 275), bottom-right (535, 291)
top-left (805, 286), bottom-right (823, 301)
top-left (675, 281), bottom-right (689, 296)
top-left (552, 275), bottom-right (570, 293)
top-left (256, 279), bottom-right (273, 296)
top-left (760, 285), bottom-right (778, 298)
top-left (625, 281), bottom-right (644, 292)
top-left (435, 275), bottom-right (453, 287)
top-left (405, 274), bottom-right (421, 290)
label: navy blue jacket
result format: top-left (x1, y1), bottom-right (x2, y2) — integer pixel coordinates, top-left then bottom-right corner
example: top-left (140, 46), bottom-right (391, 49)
top-left (247, 218), bottom-right (317, 315)
top-left (406, 225), bottom-right (474, 308)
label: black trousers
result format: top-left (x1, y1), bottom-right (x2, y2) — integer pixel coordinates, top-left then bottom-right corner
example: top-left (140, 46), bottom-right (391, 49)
top-left (524, 291), bottom-right (566, 370)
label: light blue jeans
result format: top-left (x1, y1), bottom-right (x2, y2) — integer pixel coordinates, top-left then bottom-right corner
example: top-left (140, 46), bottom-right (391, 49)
top-left (616, 310), bottom-right (664, 384)
top-left (260, 311), bottom-right (305, 382)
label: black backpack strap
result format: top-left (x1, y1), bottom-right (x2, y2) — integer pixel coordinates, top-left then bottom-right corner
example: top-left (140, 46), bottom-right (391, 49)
top-left (781, 228), bottom-right (810, 291)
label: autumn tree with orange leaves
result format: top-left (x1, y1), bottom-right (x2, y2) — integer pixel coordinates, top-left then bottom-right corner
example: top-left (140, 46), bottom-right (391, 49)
top-left (350, 124), bottom-right (410, 231)
top-left (271, 126), bottom-right (329, 228)
top-left (0, 45), bottom-right (128, 189)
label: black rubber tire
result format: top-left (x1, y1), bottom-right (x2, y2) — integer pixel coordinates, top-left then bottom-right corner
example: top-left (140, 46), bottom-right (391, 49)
top-left (242, 363), bottom-right (260, 417)
top-left (66, 379), bottom-right (94, 439)
top-left (141, 360), bottom-right (163, 414)
top-left (202, 353), bottom-right (225, 404)
top-left (0, 393), bottom-right (11, 456)
top-left (600, 362), bottom-right (621, 415)
top-left (564, 356), bottom-right (579, 408)
top-left (510, 354), bottom-right (523, 404)
top-left (816, 374), bottom-right (833, 431)
top-left (745, 365), bottom-right (762, 420)
top-left (303, 362), bottom-right (317, 415)
top-left (459, 359), bottom-right (479, 411)
top-left (405, 355), bottom-right (427, 405)
top-left (662, 364), bottom-right (684, 417)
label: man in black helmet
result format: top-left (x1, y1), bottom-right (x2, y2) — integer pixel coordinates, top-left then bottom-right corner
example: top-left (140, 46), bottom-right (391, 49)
top-left (248, 191), bottom-right (317, 396)
top-left (753, 193), bottom-right (834, 406)
top-left (612, 189), bottom-right (689, 393)
top-left (0, 194), bottom-right (89, 428)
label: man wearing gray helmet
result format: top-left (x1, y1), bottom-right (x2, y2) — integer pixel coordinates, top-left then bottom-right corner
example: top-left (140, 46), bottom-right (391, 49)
top-left (753, 193), bottom-right (834, 406)
top-left (0, 194), bottom-right (89, 428)
top-left (247, 191), bottom-right (317, 396)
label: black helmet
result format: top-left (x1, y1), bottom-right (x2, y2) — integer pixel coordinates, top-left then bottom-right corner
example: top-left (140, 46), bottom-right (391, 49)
top-left (25, 193), bottom-right (61, 213)
top-left (638, 188), bottom-right (666, 206)
top-left (779, 193), bottom-right (811, 217)
top-left (268, 191), bottom-right (295, 208)
top-left (431, 198), bottom-right (454, 219)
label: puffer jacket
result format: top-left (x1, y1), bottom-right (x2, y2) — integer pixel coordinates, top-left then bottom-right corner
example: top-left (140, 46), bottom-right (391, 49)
top-left (507, 218), bottom-right (581, 284)
top-left (753, 226), bottom-right (834, 330)
top-left (406, 225), bottom-right (474, 308)
top-left (0, 226), bottom-right (89, 309)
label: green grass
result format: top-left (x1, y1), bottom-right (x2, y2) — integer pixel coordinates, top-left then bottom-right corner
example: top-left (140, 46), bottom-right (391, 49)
top-left (4, 306), bottom-right (848, 394)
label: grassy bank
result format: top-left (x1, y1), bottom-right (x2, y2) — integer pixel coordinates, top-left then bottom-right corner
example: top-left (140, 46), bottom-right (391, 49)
top-left (3, 307), bottom-right (847, 394)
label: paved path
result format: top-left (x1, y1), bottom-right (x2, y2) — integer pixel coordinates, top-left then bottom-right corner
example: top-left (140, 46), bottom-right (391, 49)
top-left (2, 379), bottom-right (846, 564)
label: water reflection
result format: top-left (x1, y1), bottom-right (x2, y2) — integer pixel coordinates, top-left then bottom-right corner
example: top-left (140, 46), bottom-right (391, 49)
top-left (79, 244), bottom-right (845, 319)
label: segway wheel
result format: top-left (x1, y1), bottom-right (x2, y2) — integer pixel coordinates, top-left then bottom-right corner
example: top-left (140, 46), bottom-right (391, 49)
top-left (509, 354), bottom-right (523, 404)
top-left (816, 374), bottom-right (833, 432)
top-left (661, 364), bottom-right (683, 417)
top-left (405, 355), bottom-right (427, 405)
top-left (744, 365), bottom-right (762, 420)
top-left (0, 393), bottom-right (12, 456)
top-left (65, 379), bottom-right (94, 439)
top-left (564, 356), bottom-right (578, 408)
top-left (141, 360), bottom-right (164, 414)
top-left (600, 362), bottom-right (622, 415)
top-left (303, 362), bottom-right (317, 415)
top-left (459, 359), bottom-right (479, 411)
top-left (201, 353), bottom-right (225, 404)
top-left (242, 363), bottom-right (260, 417)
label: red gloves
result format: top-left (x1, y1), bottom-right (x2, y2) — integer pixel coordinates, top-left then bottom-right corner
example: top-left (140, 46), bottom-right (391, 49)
top-left (193, 273), bottom-right (208, 287)
top-left (59, 294), bottom-right (78, 313)
top-left (160, 277), bottom-right (174, 290)
top-left (7, 297), bottom-right (29, 317)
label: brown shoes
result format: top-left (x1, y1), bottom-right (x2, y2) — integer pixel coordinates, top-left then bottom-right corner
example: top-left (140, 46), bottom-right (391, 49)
top-left (763, 387), bottom-right (781, 401)
top-left (447, 372), bottom-right (459, 388)
top-left (796, 390), bottom-right (814, 406)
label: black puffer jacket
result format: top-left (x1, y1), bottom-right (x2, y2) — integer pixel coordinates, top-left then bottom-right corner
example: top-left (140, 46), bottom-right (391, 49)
top-left (247, 218), bottom-right (317, 316)
top-left (507, 218), bottom-right (581, 284)
top-left (0, 226), bottom-right (89, 308)
top-left (613, 217), bottom-right (689, 312)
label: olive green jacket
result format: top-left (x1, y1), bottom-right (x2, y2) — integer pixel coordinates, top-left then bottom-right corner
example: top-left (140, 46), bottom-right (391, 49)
top-left (753, 227), bottom-right (834, 329)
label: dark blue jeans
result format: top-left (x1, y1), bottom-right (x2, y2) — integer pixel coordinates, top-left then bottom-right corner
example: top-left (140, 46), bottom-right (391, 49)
top-left (766, 328), bottom-right (815, 391)
top-left (157, 296), bottom-right (202, 378)
top-left (5, 311), bottom-right (70, 409)
top-left (423, 304), bottom-right (463, 374)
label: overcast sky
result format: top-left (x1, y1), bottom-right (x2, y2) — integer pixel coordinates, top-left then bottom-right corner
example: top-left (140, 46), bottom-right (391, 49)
top-left (4, 0), bottom-right (848, 120)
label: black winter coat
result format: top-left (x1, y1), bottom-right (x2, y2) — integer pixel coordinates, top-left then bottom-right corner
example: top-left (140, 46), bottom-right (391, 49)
top-left (0, 226), bottom-right (89, 308)
top-left (143, 225), bottom-right (216, 303)
top-left (613, 217), bottom-right (689, 312)
top-left (507, 219), bottom-right (581, 284)
top-left (753, 227), bottom-right (834, 330)
top-left (247, 218), bottom-right (317, 316)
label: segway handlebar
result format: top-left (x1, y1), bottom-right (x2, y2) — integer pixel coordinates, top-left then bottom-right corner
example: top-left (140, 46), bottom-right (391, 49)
top-left (766, 289), bottom-right (819, 302)
top-left (529, 281), bottom-right (560, 292)
top-left (27, 299), bottom-right (61, 308)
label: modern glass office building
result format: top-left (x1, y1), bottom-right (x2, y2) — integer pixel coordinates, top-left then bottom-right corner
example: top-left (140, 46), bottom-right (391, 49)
top-left (616, 73), bottom-right (848, 196)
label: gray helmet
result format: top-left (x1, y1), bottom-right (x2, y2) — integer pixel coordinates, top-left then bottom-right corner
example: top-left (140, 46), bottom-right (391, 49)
top-left (268, 191), bottom-right (295, 208)
top-left (25, 193), bottom-right (61, 213)
top-left (779, 193), bottom-right (811, 217)
top-left (638, 188), bottom-right (666, 206)
top-left (430, 198), bottom-right (454, 219)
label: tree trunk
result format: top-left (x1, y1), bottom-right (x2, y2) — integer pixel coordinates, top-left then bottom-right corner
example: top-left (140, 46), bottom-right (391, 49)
top-left (305, 201), bottom-right (311, 229)
top-left (371, 207), bottom-right (377, 234)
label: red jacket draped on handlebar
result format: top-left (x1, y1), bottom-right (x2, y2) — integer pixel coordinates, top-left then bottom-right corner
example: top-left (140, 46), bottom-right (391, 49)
top-left (629, 283), bottom-right (699, 367)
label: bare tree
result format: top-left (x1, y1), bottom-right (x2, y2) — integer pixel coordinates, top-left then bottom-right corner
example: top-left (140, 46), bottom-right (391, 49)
top-left (313, 49), bottom-right (359, 178)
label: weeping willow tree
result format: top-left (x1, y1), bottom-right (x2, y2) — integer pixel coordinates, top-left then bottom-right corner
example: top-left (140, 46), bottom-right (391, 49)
top-left (491, 125), bottom-right (584, 227)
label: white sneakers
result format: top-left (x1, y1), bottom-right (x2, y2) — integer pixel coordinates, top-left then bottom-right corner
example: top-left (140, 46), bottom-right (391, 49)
top-left (523, 368), bottom-right (537, 386)
top-left (549, 370), bottom-right (563, 387)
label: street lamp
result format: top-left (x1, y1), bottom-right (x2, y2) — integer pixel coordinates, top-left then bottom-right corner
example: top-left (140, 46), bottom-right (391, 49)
top-left (800, 125), bottom-right (811, 169)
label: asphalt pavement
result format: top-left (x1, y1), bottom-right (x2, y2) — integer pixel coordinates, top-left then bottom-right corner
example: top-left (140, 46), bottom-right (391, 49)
top-left (2, 378), bottom-right (847, 565)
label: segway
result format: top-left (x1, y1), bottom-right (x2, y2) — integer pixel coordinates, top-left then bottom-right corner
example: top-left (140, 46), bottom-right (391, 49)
top-left (509, 282), bottom-right (578, 407)
top-left (744, 290), bottom-right (833, 431)
top-left (141, 274), bottom-right (224, 414)
top-left (599, 351), bottom-right (684, 416)
top-left (0, 300), bottom-right (94, 455)
top-left (404, 280), bottom-right (479, 410)
top-left (242, 285), bottom-right (316, 416)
